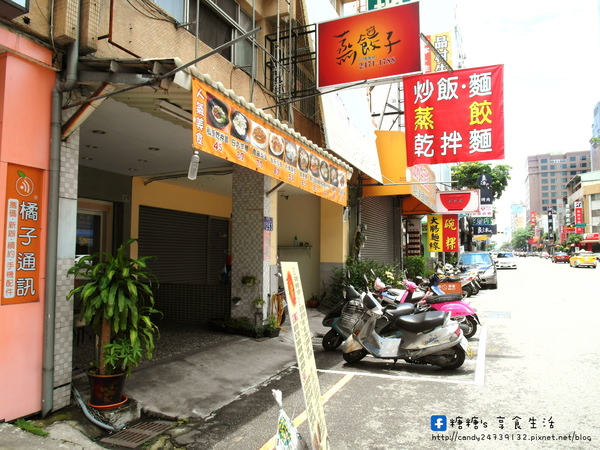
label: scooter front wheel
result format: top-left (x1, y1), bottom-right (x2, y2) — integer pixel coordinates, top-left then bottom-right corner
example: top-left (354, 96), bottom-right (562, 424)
top-left (322, 329), bottom-right (344, 351)
top-left (462, 316), bottom-right (478, 339)
top-left (343, 348), bottom-right (368, 364)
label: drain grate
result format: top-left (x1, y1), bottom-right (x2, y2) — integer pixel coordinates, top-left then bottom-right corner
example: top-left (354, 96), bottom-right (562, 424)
top-left (101, 420), bottom-right (173, 448)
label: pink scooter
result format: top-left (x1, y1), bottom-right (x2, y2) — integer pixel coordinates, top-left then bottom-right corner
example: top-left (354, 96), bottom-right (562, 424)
top-left (374, 277), bottom-right (480, 339)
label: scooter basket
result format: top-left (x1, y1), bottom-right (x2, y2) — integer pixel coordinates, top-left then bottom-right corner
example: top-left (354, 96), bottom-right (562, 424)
top-left (337, 299), bottom-right (364, 335)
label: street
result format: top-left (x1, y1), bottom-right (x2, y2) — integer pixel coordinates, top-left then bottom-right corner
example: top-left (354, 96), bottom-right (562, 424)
top-left (182, 257), bottom-right (600, 449)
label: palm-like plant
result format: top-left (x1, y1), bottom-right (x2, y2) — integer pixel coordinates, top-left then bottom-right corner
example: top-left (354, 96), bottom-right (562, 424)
top-left (67, 238), bottom-right (161, 375)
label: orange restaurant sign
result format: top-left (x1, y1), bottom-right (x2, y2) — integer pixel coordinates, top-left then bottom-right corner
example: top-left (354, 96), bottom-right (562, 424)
top-left (2, 164), bottom-right (44, 304)
top-left (191, 77), bottom-right (348, 206)
top-left (316, 2), bottom-right (421, 90)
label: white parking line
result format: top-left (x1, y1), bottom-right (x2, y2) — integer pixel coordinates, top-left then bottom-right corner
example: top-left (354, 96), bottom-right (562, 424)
top-left (318, 326), bottom-right (488, 386)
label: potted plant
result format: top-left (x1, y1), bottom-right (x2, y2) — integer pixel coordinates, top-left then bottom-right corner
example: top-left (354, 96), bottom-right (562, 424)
top-left (253, 297), bottom-right (265, 309)
top-left (67, 238), bottom-right (161, 408)
top-left (262, 315), bottom-right (280, 338)
top-left (241, 275), bottom-right (256, 286)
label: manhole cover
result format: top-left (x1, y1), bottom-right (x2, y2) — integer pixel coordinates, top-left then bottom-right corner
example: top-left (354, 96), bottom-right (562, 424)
top-left (101, 420), bottom-right (173, 448)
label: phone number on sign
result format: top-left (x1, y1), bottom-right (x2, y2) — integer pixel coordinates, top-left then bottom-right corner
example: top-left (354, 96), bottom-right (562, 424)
top-left (431, 432), bottom-right (592, 442)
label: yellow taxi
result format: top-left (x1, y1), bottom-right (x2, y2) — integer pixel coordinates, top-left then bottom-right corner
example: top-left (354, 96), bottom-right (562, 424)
top-left (569, 251), bottom-right (598, 268)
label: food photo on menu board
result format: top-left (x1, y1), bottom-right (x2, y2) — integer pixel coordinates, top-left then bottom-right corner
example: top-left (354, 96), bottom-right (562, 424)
top-left (204, 92), bottom-right (346, 187)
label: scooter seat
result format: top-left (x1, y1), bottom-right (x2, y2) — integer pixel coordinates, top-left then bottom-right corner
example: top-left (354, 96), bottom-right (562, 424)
top-left (397, 311), bottom-right (447, 333)
top-left (384, 303), bottom-right (415, 318)
top-left (441, 276), bottom-right (461, 282)
top-left (427, 293), bottom-right (464, 304)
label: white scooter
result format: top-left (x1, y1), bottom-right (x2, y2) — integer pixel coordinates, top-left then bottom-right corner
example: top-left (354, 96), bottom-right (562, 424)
top-left (341, 289), bottom-right (472, 370)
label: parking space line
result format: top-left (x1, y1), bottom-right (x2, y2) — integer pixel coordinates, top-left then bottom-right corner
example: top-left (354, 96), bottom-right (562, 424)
top-left (259, 374), bottom-right (354, 450)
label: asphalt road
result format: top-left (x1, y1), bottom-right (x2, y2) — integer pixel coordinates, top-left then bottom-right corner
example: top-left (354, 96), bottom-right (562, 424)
top-left (178, 257), bottom-right (600, 449)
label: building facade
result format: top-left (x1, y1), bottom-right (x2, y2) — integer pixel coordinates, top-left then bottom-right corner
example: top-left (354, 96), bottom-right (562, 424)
top-left (525, 151), bottom-right (590, 217)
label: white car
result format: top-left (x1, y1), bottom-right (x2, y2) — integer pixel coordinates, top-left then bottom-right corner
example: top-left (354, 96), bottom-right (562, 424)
top-left (495, 251), bottom-right (517, 269)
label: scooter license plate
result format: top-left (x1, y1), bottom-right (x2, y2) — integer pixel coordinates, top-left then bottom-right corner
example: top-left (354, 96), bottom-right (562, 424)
top-left (460, 337), bottom-right (474, 359)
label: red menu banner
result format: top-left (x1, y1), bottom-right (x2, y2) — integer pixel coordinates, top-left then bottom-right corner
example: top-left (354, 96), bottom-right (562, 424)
top-left (316, 2), bottom-right (421, 90)
top-left (403, 64), bottom-right (505, 166)
top-left (427, 214), bottom-right (459, 253)
top-left (2, 164), bottom-right (44, 304)
top-left (191, 77), bottom-right (348, 206)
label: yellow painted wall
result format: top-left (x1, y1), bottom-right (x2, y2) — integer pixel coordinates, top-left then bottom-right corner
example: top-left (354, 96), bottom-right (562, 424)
top-left (130, 178), bottom-right (232, 253)
top-left (320, 200), bottom-right (348, 263)
top-left (277, 194), bottom-right (320, 298)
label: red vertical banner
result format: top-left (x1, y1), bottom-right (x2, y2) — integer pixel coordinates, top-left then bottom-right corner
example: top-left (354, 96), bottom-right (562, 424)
top-left (2, 164), bottom-right (44, 304)
top-left (574, 201), bottom-right (584, 233)
top-left (441, 214), bottom-right (459, 252)
top-left (403, 65), bottom-right (504, 166)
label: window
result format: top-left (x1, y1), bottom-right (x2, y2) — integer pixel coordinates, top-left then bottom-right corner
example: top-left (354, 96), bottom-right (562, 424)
top-left (541, 179), bottom-right (548, 184)
top-left (540, 158), bottom-right (548, 163)
top-left (570, 156), bottom-right (576, 161)
top-left (542, 186), bottom-right (549, 191)
top-left (542, 200), bottom-right (549, 205)
top-left (542, 193), bottom-right (549, 198)
top-left (541, 165), bottom-right (548, 171)
top-left (550, 178), bottom-right (556, 184)
top-left (156, 0), bottom-right (255, 74)
top-left (581, 163), bottom-right (587, 168)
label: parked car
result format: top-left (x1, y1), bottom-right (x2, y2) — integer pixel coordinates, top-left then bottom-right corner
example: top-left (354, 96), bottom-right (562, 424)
top-left (495, 251), bottom-right (517, 269)
top-left (458, 251), bottom-right (498, 289)
top-left (552, 252), bottom-right (570, 264)
top-left (569, 251), bottom-right (598, 268)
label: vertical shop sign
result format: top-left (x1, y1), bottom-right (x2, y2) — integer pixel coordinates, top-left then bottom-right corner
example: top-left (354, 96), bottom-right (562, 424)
top-left (3, 165), bottom-right (44, 304)
top-left (427, 214), bottom-right (459, 253)
top-left (403, 65), bottom-right (505, 166)
top-left (574, 201), bottom-right (584, 233)
top-left (547, 209), bottom-right (554, 240)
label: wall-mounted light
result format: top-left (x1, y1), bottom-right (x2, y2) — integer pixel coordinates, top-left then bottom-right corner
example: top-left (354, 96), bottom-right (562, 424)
top-left (155, 100), bottom-right (193, 124)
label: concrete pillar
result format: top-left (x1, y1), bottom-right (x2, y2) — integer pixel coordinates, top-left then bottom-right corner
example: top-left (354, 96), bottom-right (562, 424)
top-left (231, 165), bottom-right (275, 323)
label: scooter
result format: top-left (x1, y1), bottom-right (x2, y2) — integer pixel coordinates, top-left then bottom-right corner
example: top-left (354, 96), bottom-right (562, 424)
top-left (322, 278), bottom-right (416, 350)
top-left (341, 289), bottom-right (472, 369)
top-left (415, 292), bottom-right (481, 339)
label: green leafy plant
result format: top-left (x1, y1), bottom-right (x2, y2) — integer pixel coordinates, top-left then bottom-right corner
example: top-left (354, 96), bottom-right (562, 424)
top-left (404, 256), bottom-right (426, 280)
top-left (253, 297), bottom-right (265, 308)
top-left (264, 315), bottom-right (278, 331)
top-left (67, 238), bottom-right (161, 376)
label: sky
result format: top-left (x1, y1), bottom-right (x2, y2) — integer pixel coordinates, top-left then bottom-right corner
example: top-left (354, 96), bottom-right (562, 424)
top-left (457, 0), bottom-right (600, 229)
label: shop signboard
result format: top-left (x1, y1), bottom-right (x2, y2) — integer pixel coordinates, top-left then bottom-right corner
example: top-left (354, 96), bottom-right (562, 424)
top-left (316, 2), bottom-right (421, 91)
top-left (427, 214), bottom-right (459, 253)
top-left (574, 201), bottom-right (584, 234)
top-left (191, 77), bottom-right (348, 206)
top-left (2, 164), bottom-right (43, 304)
top-left (403, 64), bottom-right (505, 166)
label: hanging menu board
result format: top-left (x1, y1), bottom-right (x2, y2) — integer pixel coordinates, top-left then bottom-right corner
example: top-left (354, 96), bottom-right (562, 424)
top-left (191, 77), bottom-right (348, 206)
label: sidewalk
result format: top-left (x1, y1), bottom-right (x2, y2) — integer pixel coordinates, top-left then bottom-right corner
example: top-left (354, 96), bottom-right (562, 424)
top-left (0, 308), bottom-right (329, 449)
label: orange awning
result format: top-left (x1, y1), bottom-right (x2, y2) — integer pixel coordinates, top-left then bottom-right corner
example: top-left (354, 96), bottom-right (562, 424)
top-left (361, 130), bottom-right (436, 214)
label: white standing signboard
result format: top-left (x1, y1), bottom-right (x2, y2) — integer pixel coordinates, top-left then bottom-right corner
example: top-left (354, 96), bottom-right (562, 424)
top-left (280, 261), bottom-right (329, 449)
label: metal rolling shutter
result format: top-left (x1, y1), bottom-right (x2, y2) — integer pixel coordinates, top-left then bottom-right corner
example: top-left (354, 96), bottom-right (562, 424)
top-left (139, 206), bottom-right (229, 285)
top-left (360, 196), bottom-right (395, 264)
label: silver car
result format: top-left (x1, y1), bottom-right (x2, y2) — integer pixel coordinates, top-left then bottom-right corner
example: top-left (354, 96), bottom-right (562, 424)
top-left (458, 251), bottom-right (498, 289)
top-left (495, 251), bottom-right (517, 269)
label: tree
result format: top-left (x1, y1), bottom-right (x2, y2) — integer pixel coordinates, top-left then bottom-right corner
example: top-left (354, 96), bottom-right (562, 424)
top-left (511, 228), bottom-right (533, 250)
top-left (566, 233), bottom-right (582, 247)
top-left (451, 162), bottom-right (512, 200)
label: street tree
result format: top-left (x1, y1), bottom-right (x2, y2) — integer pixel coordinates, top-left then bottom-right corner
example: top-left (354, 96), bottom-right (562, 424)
top-left (451, 162), bottom-right (512, 200)
top-left (511, 228), bottom-right (533, 250)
